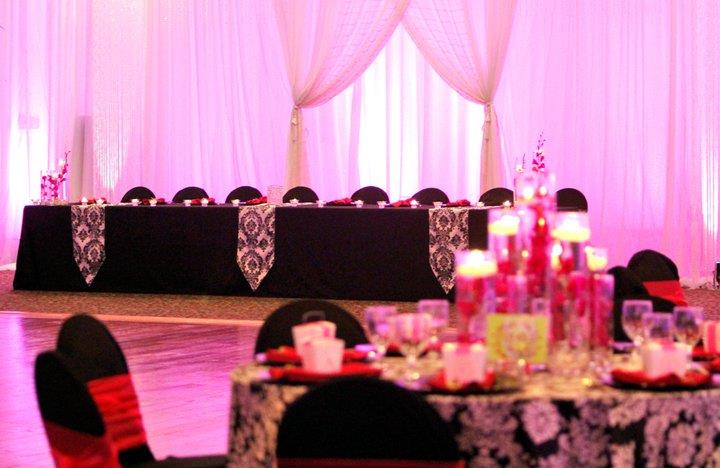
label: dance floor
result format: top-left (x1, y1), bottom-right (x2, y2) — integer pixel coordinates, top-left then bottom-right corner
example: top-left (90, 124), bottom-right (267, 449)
top-left (0, 311), bottom-right (259, 467)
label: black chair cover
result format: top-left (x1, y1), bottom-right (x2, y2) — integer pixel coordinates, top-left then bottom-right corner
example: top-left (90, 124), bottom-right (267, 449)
top-left (478, 187), bottom-right (513, 206)
top-left (627, 249), bottom-right (680, 281)
top-left (412, 187), bottom-right (450, 205)
top-left (254, 299), bottom-right (368, 354)
top-left (172, 186), bottom-right (209, 203)
top-left (283, 186), bottom-right (319, 203)
top-left (277, 377), bottom-right (461, 461)
top-left (121, 186), bottom-right (155, 203)
top-left (556, 188), bottom-right (588, 211)
top-left (226, 186), bottom-right (262, 203)
top-left (350, 186), bottom-right (389, 204)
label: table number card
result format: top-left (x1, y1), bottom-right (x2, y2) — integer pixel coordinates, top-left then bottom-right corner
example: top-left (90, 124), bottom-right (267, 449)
top-left (267, 185), bottom-right (284, 205)
top-left (485, 314), bottom-right (549, 364)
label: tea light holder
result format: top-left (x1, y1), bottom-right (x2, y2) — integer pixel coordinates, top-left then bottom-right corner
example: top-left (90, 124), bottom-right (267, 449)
top-left (95, 198), bottom-right (105, 206)
top-left (183, 199), bottom-right (192, 207)
top-left (455, 250), bottom-right (498, 343)
top-left (586, 246), bottom-right (608, 272)
top-left (433, 201), bottom-right (443, 209)
top-left (316, 200), bottom-right (325, 207)
top-left (289, 198), bottom-right (299, 206)
top-left (80, 197), bottom-right (88, 206)
top-left (131, 198), bottom-right (140, 206)
top-left (377, 201), bottom-right (386, 208)
top-left (476, 201), bottom-right (485, 208)
top-left (149, 198), bottom-right (157, 206)
top-left (200, 198), bottom-right (209, 206)
top-left (410, 199), bottom-right (419, 208)
top-left (231, 199), bottom-right (240, 207)
top-left (354, 200), bottom-right (364, 208)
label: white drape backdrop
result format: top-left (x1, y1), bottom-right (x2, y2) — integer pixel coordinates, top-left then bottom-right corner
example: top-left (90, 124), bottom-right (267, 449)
top-left (0, 0), bottom-right (718, 284)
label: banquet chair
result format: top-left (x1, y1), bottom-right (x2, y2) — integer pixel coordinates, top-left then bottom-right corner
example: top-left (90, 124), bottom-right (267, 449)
top-left (608, 266), bottom-right (677, 342)
top-left (412, 187), bottom-right (450, 205)
top-left (478, 187), bottom-right (513, 206)
top-left (276, 377), bottom-right (464, 468)
top-left (350, 186), bottom-right (389, 204)
top-left (254, 299), bottom-right (368, 355)
top-left (283, 186), bottom-right (319, 203)
top-left (56, 314), bottom-right (227, 467)
top-left (225, 185), bottom-right (262, 203)
top-left (121, 186), bottom-right (155, 203)
top-left (172, 186), bottom-right (209, 203)
top-left (35, 350), bottom-right (121, 468)
top-left (556, 187), bottom-right (588, 211)
top-left (627, 249), bottom-right (687, 306)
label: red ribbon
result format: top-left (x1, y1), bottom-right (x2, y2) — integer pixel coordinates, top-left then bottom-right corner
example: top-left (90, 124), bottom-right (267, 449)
top-left (643, 280), bottom-right (687, 306)
top-left (43, 420), bottom-right (120, 468)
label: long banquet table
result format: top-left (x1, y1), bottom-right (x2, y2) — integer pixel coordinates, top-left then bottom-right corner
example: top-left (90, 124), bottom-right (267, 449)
top-left (13, 204), bottom-right (488, 301)
top-left (229, 360), bottom-right (720, 467)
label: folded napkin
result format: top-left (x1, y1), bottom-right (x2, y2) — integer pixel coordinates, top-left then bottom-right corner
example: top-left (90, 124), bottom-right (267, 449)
top-left (706, 358), bottom-right (720, 373)
top-left (245, 196), bottom-right (267, 205)
top-left (427, 370), bottom-right (495, 393)
top-left (693, 346), bottom-right (718, 361)
top-left (77, 197), bottom-right (106, 205)
top-left (326, 197), bottom-right (353, 206)
top-left (267, 363), bottom-right (381, 383)
top-left (139, 198), bottom-right (166, 205)
top-left (189, 197), bottom-right (216, 205)
top-left (263, 346), bottom-right (368, 365)
top-left (445, 199), bottom-right (471, 207)
top-left (390, 198), bottom-right (413, 207)
top-left (610, 368), bottom-right (711, 388)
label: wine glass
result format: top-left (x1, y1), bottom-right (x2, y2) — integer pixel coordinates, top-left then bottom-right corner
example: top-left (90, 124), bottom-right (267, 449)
top-left (417, 299), bottom-right (449, 356)
top-left (641, 312), bottom-right (673, 343)
top-left (391, 312), bottom-right (432, 383)
top-left (672, 306), bottom-right (704, 349)
top-left (363, 306), bottom-right (397, 361)
top-left (621, 300), bottom-right (653, 357)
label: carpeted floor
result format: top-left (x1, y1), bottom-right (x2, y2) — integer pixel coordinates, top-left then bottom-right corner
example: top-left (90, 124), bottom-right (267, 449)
top-left (1, 270), bottom-right (719, 322)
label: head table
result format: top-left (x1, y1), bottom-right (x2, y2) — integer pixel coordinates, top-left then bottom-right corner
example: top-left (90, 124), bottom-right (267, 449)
top-left (229, 359), bottom-right (720, 467)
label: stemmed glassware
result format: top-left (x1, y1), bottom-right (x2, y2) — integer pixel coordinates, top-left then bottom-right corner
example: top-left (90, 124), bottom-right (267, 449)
top-left (621, 300), bottom-right (653, 360)
top-left (641, 312), bottom-right (673, 343)
top-left (391, 312), bottom-right (432, 384)
top-left (672, 306), bottom-right (704, 349)
top-left (417, 299), bottom-right (449, 356)
top-left (363, 306), bottom-right (398, 362)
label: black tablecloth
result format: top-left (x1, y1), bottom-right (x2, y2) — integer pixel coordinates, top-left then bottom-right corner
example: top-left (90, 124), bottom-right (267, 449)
top-left (13, 205), bottom-right (488, 301)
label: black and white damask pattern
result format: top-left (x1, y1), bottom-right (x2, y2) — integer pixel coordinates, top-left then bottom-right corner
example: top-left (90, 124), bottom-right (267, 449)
top-left (429, 207), bottom-right (469, 293)
top-left (71, 205), bottom-right (106, 285)
top-left (237, 206), bottom-right (275, 290)
top-left (228, 363), bottom-right (720, 468)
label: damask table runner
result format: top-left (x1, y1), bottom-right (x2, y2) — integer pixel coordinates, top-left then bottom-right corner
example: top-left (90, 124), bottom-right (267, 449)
top-left (70, 205), bottom-right (106, 285)
top-left (236, 205), bottom-right (275, 290)
top-left (429, 207), bottom-right (470, 293)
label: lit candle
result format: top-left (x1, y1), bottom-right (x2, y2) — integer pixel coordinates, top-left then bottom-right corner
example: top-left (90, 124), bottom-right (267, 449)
top-left (433, 201), bottom-right (443, 209)
top-left (488, 213), bottom-right (520, 236)
top-left (377, 201), bottom-right (386, 208)
top-left (456, 250), bottom-right (498, 278)
top-left (316, 200), bottom-right (325, 207)
top-left (354, 200), bottom-right (364, 208)
top-left (502, 200), bottom-right (512, 208)
top-left (149, 198), bottom-right (157, 206)
top-left (231, 199), bottom-right (240, 207)
top-left (586, 247), bottom-right (608, 272)
top-left (81, 197), bottom-right (88, 206)
top-left (410, 199), bottom-right (419, 208)
top-left (96, 198), bottom-right (104, 205)
top-left (476, 201), bottom-right (485, 208)
top-left (183, 199), bottom-right (192, 207)
top-left (201, 198), bottom-right (209, 206)
top-left (131, 198), bottom-right (140, 206)
top-left (289, 198), bottom-right (299, 206)
top-left (552, 213), bottom-right (591, 243)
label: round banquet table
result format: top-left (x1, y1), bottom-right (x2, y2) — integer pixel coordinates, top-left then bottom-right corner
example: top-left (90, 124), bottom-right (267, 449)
top-left (228, 360), bottom-right (720, 467)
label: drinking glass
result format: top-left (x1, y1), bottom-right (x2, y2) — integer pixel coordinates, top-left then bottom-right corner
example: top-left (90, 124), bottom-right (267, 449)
top-left (363, 306), bottom-right (397, 361)
top-left (621, 300), bottom-right (652, 348)
top-left (672, 306), bottom-right (704, 348)
top-left (417, 299), bottom-right (449, 355)
top-left (642, 312), bottom-right (673, 343)
top-left (391, 312), bottom-right (432, 383)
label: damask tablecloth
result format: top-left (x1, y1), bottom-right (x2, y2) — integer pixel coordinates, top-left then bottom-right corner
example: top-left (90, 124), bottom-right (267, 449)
top-left (228, 362), bottom-right (720, 467)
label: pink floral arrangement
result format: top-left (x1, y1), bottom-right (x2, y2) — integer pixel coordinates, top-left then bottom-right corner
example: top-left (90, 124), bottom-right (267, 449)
top-left (41, 151), bottom-right (70, 201)
top-left (531, 133), bottom-right (546, 173)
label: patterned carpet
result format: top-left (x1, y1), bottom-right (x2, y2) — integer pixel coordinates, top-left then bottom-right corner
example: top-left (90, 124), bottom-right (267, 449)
top-left (1, 270), bottom-right (718, 322)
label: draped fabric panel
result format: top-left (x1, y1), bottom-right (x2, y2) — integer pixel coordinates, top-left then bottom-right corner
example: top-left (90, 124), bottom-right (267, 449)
top-left (403, 0), bottom-right (518, 192)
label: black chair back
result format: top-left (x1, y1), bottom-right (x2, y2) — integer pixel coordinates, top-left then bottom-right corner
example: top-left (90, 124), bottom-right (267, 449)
top-left (478, 187), bottom-right (513, 206)
top-left (627, 249), bottom-right (679, 282)
top-left (277, 377), bottom-right (461, 462)
top-left (172, 186), bottom-right (208, 203)
top-left (226, 186), bottom-right (262, 203)
top-left (556, 188), bottom-right (588, 211)
top-left (254, 299), bottom-right (368, 354)
top-left (121, 186), bottom-right (155, 203)
top-left (412, 187), bottom-right (449, 205)
top-left (283, 186), bottom-right (319, 203)
top-left (351, 186), bottom-right (389, 204)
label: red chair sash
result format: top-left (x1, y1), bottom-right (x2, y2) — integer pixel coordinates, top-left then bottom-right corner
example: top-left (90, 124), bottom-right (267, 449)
top-left (643, 280), bottom-right (688, 306)
top-left (87, 374), bottom-right (147, 452)
top-left (278, 458), bottom-right (466, 468)
top-left (43, 420), bottom-right (120, 468)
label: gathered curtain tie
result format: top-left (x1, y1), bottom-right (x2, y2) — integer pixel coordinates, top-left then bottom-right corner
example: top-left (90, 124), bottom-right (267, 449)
top-left (483, 102), bottom-right (494, 141)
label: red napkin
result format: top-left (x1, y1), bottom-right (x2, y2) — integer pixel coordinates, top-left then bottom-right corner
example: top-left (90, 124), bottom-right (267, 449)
top-left (189, 197), bottom-right (216, 205)
top-left (268, 363), bottom-right (382, 383)
top-left (610, 368), bottom-right (711, 388)
top-left (327, 197), bottom-right (353, 206)
top-left (692, 346), bottom-right (718, 361)
top-left (263, 346), bottom-right (368, 365)
top-left (427, 370), bottom-right (495, 392)
top-left (705, 359), bottom-right (720, 373)
top-left (445, 199), bottom-right (471, 207)
top-left (139, 198), bottom-right (166, 205)
top-left (245, 196), bottom-right (267, 205)
top-left (77, 197), bottom-right (106, 205)
top-left (390, 198), bottom-right (413, 207)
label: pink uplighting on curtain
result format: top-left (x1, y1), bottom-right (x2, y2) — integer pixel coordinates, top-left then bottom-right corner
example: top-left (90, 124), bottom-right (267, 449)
top-left (0, 0), bottom-right (718, 283)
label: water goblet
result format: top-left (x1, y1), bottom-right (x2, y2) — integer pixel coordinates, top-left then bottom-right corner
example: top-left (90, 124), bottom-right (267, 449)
top-left (672, 306), bottom-right (704, 348)
top-left (363, 306), bottom-right (397, 362)
top-left (417, 299), bottom-right (449, 356)
top-left (621, 300), bottom-right (653, 350)
top-left (391, 312), bottom-right (432, 384)
top-left (642, 312), bottom-right (673, 344)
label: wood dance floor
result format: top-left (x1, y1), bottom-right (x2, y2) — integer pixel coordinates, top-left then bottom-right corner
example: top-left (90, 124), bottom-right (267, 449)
top-left (0, 311), bottom-right (259, 467)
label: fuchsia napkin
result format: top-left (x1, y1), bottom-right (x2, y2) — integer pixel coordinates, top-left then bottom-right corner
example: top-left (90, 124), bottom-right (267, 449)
top-left (263, 346), bottom-right (368, 365)
top-left (268, 363), bottom-right (381, 383)
top-left (245, 196), bottom-right (267, 205)
top-left (390, 198), bottom-right (413, 207)
top-left (610, 368), bottom-right (711, 388)
top-left (139, 198), bottom-right (166, 205)
top-left (326, 197), bottom-right (354, 206)
top-left (445, 199), bottom-right (471, 207)
top-left (427, 370), bottom-right (496, 392)
top-left (188, 197), bottom-right (216, 205)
